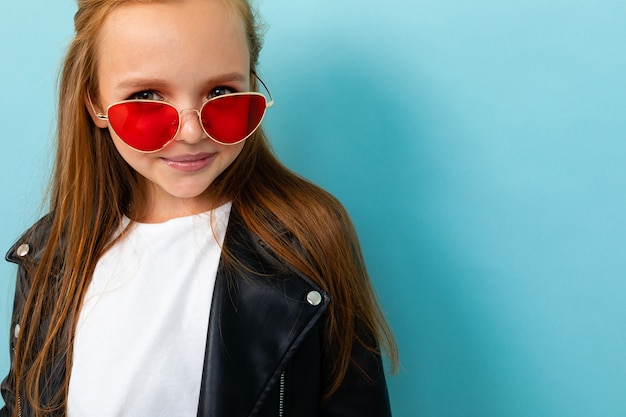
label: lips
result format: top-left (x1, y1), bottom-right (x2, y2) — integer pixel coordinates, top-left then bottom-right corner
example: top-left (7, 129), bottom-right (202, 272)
top-left (161, 152), bottom-right (216, 172)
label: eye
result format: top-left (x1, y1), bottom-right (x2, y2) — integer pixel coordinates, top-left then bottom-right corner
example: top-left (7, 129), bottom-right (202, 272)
top-left (127, 90), bottom-right (164, 101)
top-left (208, 86), bottom-right (236, 99)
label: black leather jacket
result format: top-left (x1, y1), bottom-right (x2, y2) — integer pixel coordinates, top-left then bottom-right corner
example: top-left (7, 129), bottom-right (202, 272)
top-left (1, 210), bottom-right (392, 416)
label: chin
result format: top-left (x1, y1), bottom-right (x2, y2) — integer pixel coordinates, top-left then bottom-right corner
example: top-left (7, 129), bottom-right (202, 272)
top-left (157, 182), bottom-right (213, 200)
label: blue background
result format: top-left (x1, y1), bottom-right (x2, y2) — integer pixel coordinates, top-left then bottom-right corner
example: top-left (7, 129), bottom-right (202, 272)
top-left (1, 0), bottom-right (626, 415)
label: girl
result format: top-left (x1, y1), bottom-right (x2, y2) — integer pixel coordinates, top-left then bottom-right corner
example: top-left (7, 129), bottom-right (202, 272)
top-left (1, 0), bottom-right (397, 416)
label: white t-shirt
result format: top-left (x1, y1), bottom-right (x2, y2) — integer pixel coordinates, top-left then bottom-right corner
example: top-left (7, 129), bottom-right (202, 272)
top-left (68, 203), bottom-right (231, 417)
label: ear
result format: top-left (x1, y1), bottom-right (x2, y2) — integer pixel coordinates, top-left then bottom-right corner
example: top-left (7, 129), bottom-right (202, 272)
top-left (84, 93), bottom-right (109, 128)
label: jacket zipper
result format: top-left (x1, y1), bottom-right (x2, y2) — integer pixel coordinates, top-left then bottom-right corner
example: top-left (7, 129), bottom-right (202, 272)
top-left (13, 334), bottom-right (22, 417)
top-left (278, 371), bottom-right (286, 417)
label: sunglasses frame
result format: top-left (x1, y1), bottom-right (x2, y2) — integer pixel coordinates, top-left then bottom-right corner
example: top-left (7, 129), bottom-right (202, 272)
top-left (88, 73), bottom-right (274, 153)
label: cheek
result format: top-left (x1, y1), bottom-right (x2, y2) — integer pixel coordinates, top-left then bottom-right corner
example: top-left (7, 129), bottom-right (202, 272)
top-left (213, 142), bottom-right (246, 179)
top-left (220, 141), bottom-right (246, 165)
top-left (109, 132), bottom-right (142, 167)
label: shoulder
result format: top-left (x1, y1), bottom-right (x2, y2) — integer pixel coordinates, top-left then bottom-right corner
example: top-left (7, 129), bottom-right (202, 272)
top-left (5, 212), bottom-right (55, 266)
top-left (225, 207), bottom-right (306, 275)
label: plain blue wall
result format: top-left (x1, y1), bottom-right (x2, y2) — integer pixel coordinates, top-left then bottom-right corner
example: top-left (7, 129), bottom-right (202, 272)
top-left (2, 0), bottom-right (626, 415)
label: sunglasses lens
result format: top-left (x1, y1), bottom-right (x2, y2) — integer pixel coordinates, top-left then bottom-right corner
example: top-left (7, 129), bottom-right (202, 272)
top-left (201, 94), bottom-right (267, 144)
top-left (108, 101), bottom-right (179, 152)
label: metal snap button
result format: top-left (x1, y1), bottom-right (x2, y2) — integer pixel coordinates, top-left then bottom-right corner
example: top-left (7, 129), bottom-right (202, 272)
top-left (16, 243), bottom-right (30, 257)
top-left (306, 291), bottom-right (322, 306)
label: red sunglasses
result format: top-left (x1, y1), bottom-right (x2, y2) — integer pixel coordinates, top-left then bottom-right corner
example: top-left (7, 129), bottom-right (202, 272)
top-left (89, 74), bottom-right (273, 153)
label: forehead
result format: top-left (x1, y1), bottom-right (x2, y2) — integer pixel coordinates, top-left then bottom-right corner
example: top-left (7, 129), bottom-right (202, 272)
top-left (95, 0), bottom-right (250, 89)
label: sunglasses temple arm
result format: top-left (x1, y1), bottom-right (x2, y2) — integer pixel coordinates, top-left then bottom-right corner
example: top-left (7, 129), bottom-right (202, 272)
top-left (253, 72), bottom-right (274, 108)
top-left (87, 92), bottom-right (109, 120)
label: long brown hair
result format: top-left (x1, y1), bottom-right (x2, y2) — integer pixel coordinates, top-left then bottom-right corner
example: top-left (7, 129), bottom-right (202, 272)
top-left (12, 0), bottom-right (397, 415)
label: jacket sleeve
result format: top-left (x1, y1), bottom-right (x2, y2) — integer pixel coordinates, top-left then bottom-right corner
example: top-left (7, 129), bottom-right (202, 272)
top-left (321, 332), bottom-right (392, 417)
top-left (0, 354), bottom-right (16, 417)
top-left (1, 222), bottom-right (42, 417)
top-left (1, 261), bottom-right (24, 417)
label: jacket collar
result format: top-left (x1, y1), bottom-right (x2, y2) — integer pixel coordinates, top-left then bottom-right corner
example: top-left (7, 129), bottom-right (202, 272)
top-left (197, 210), bottom-right (329, 416)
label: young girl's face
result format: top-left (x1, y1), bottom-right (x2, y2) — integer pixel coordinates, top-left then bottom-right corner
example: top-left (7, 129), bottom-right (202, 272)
top-left (90, 0), bottom-right (251, 221)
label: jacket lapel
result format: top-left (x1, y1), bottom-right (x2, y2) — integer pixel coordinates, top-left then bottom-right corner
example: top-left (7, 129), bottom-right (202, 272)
top-left (196, 211), bottom-right (329, 417)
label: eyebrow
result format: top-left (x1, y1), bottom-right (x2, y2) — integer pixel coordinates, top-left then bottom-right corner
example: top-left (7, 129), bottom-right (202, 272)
top-left (115, 72), bottom-right (249, 90)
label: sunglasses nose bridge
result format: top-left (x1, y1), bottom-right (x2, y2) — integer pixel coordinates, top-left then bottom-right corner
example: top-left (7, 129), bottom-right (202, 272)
top-left (175, 107), bottom-right (207, 141)
top-left (179, 107), bottom-right (202, 120)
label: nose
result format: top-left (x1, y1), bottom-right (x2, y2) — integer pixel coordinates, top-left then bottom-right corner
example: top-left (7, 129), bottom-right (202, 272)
top-left (175, 108), bottom-right (207, 144)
